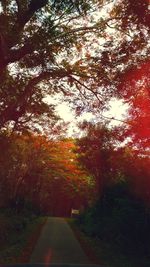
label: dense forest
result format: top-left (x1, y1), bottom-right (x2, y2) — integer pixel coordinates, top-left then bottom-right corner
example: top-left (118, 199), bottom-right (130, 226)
top-left (0, 0), bottom-right (149, 265)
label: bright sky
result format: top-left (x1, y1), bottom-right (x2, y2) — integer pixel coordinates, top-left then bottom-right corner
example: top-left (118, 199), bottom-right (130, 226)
top-left (45, 96), bottom-right (129, 137)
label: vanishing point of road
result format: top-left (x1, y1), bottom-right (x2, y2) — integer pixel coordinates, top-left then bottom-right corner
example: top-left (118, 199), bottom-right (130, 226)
top-left (29, 217), bottom-right (90, 264)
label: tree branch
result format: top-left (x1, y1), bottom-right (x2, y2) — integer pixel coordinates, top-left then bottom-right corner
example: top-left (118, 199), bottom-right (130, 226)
top-left (98, 113), bottom-right (131, 125)
top-left (0, 32), bottom-right (8, 66)
top-left (54, 17), bottom-right (121, 40)
top-left (70, 75), bottom-right (103, 104)
top-left (15, 0), bottom-right (21, 14)
top-left (17, 0), bottom-right (48, 29)
top-left (8, 43), bottom-right (34, 64)
top-left (20, 68), bottom-right (72, 104)
top-left (0, 67), bottom-right (71, 127)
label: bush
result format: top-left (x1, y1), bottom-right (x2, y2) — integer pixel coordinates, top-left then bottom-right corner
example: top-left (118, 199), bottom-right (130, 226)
top-left (77, 182), bottom-right (150, 256)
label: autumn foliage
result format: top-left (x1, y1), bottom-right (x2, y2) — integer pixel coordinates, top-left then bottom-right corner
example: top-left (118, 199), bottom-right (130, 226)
top-left (0, 132), bottom-right (95, 216)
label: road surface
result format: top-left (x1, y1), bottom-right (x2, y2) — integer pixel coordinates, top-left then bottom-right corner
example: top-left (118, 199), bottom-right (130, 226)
top-left (29, 217), bottom-right (90, 264)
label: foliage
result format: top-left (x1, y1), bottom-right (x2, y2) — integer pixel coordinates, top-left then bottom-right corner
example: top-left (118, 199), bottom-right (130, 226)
top-left (76, 121), bottom-right (150, 205)
top-left (0, 209), bottom-right (45, 264)
top-left (0, 1), bottom-right (149, 259)
top-left (76, 120), bottom-right (150, 265)
top-left (0, 0), bottom-right (149, 135)
top-left (0, 131), bottom-right (95, 216)
top-left (77, 181), bottom-right (150, 266)
top-left (76, 122), bottom-right (123, 193)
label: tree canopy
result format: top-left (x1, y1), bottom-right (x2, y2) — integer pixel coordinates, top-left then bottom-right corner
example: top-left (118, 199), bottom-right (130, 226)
top-left (0, 0), bottom-right (149, 141)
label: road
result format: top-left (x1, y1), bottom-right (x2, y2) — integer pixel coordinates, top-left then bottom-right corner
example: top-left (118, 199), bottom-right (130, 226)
top-left (29, 217), bottom-right (90, 264)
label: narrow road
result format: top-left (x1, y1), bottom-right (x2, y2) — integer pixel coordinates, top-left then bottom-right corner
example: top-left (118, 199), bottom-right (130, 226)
top-left (29, 217), bottom-right (90, 264)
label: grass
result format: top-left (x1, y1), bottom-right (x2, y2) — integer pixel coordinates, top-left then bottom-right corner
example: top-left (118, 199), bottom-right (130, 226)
top-left (67, 218), bottom-right (105, 265)
top-left (0, 211), bottom-right (47, 264)
top-left (67, 218), bottom-right (150, 267)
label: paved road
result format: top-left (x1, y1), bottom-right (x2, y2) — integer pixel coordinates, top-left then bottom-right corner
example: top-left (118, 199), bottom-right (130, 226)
top-left (29, 217), bottom-right (90, 264)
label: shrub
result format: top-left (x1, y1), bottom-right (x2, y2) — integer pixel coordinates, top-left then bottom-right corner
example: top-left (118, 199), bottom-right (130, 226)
top-left (77, 182), bottom-right (150, 255)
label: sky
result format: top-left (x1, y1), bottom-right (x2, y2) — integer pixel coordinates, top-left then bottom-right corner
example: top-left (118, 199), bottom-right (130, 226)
top-left (45, 96), bottom-right (129, 137)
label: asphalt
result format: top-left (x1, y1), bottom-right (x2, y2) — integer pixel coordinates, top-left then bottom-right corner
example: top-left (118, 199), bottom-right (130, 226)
top-left (29, 217), bottom-right (90, 264)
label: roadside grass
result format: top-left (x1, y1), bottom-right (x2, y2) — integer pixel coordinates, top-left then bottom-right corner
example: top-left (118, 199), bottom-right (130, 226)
top-left (0, 211), bottom-right (47, 264)
top-left (67, 218), bottom-right (150, 267)
top-left (67, 218), bottom-right (105, 265)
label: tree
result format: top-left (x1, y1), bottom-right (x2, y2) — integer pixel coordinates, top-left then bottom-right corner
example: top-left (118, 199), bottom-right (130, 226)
top-left (0, 131), bottom-right (94, 215)
top-left (41, 138), bottom-right (95, 215)
top-left (0, 0), bottom-right (91, 130)
top-left (76, 122), bottom-right (120, 194)
top-left (0, 0), bottom-right (149, 132)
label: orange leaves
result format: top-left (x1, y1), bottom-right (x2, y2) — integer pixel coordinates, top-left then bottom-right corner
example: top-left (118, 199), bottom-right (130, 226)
top-left (0, 131), bottom-right (95, 215)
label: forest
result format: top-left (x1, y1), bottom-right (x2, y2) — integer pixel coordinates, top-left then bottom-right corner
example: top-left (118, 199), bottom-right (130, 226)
top-left (0, 0), bottom-right (149, 266)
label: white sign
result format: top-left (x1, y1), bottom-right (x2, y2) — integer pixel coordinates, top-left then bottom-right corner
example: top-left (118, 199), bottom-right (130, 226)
top-left (71, 209), bottom-right (80, 216)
